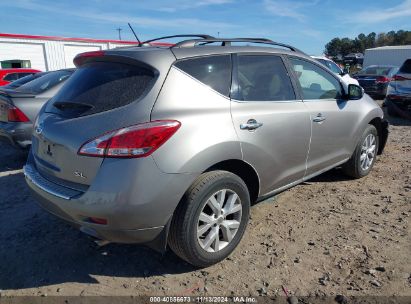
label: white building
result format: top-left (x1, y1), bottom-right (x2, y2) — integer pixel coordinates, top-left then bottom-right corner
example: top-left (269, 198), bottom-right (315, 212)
top-left (0, 33), bottom-right (139, 71)
top-left (363, 45), bottom-right (411, 68)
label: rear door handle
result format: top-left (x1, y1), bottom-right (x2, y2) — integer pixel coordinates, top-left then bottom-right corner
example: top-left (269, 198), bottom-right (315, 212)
top-left (313, 113), bottom-right (326, 123)
top-left (240, 119), bottom-right (263, 130)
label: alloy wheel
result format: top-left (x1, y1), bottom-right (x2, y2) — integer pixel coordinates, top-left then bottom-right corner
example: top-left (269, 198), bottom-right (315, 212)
top-left (197, 189), bottom-right (242, 253)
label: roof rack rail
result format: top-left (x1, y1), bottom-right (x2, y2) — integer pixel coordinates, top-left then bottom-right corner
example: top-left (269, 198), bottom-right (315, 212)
top-left (174, 38), bottom-right (304, 53)
top-left (140, 34), bottom-right (215, 46)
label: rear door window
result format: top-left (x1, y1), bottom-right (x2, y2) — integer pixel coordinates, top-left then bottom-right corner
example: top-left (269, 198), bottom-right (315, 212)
top-left (47, 62), bottom-right (155, 117)
top-left (174, 55), bottom-right (231, 97)
top-left (236, 55), bottom-right (296, 101)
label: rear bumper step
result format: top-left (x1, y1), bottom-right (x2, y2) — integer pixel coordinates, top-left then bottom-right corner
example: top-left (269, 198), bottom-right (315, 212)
top-left (24, 163), bottom-right (83, 200)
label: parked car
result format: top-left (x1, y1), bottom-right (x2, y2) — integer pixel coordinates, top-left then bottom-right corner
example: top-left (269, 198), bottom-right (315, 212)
top-left (311, 56), bottom-right (359, 86)
top-left (24, 36), bottom-right (388, 267)
top-left (1, 72), bottom-right (49, 91)
top-left (385, 59), bottom-right (411, 118)
top-left (344, 53), bottom-right (364, 65)
top-left (353, 65), bottom-right (399, 98)
top-left (0, 68), bottom-right (41, 86)
top-left (0, 69), bottom-right (74, 148)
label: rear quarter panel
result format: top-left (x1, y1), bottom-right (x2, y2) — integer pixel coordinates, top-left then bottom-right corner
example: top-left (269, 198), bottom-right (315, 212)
top-left (150, 67), bottom-right (242, 173)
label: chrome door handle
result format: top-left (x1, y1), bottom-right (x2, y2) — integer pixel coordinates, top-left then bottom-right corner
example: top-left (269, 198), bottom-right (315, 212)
top-left (240, 119), bottom-right (263, 130)
top-left (313, 113), bottom-right (326, 123)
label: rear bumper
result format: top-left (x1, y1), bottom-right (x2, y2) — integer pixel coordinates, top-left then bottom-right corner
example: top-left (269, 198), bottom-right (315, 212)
top-left (24, 152), bottom-right (197, 245)
top-left (386, 94), bottom-right (411, 109)
top-left (0, 121), bottom-right (32, 148)
top-left (27, 185), bottom-right (165, 244)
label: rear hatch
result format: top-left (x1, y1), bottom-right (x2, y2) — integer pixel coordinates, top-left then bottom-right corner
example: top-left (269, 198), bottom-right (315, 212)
top-left (356, 74), bottom-right (379, 89)
top-left (354, 66), bottom-right (394, 91)
top-left (31, 49), bottom-right (172, 189)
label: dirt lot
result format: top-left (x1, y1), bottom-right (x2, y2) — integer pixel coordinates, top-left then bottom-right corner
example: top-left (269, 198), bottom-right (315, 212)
top-left (0, 107), bottom-right (410, 300)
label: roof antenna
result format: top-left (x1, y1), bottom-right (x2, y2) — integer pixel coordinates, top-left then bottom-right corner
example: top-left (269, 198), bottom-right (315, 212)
top-left (128, 23), bottom-right (141, 45)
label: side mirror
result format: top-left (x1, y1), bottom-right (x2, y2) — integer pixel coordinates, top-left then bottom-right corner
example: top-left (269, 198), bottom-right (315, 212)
top-left (343, 68), bottom-right (349, 74)
top-left (348, 84), bottom-right (364, 100)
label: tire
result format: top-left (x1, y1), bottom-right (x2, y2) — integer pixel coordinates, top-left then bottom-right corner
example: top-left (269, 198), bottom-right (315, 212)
top-left (168, 170), bottom-right (250, 267)
top-left (342, 125), bottom-right (379, 179)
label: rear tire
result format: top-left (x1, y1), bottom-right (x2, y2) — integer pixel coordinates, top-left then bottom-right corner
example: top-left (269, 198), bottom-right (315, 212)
top-left (168, 170), bottom-right (250, 267)
top-left (342, 125), bottom-right (379, 178)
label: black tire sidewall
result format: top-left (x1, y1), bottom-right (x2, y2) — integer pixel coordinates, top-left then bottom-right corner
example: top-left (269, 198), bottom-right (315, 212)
top-left (354, 125), bottom-right (379, 177)
top-left (186, 174), bottom-right (250, 266)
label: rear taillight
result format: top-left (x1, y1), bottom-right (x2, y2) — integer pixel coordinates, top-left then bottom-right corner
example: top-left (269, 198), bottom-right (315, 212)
top-left (376, 76), bottom-right (392, 84)
top-left (8, 106), bottom-right (30, 122)
top-left (392, 75), bottom-right (410, 81)
top-left (78, 120), bottom-right (181, 158)
top-left (73, 50), bottom-right (105, 66)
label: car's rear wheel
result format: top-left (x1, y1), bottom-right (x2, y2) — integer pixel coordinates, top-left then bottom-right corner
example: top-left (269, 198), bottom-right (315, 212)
top-left (168, 170), bottom-right (250, 267)
top-left (342, 124), bottom-right (379, 178)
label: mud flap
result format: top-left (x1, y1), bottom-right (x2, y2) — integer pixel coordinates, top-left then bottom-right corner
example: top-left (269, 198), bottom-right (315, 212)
top-left (378, 119), bottom-right (389, 155)
top-left (146, 217), bottom-right (172, 254)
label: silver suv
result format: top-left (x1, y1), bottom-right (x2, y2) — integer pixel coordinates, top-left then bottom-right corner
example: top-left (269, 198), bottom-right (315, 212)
top-left (24, 36), bottom-right (388, 267)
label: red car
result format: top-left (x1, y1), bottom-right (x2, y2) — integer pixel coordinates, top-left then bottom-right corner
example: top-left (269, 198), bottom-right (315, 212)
top-left (0, 68), bottom-right (41, 86)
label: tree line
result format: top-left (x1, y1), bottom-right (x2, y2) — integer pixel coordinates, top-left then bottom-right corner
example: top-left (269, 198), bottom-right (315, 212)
top-left (324, 30), bottom-right (411, 58)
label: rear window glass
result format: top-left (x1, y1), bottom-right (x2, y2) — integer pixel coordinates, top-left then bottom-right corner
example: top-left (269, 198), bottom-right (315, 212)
top-left (4, 73), bottom-right (41, 88)
top-left (18, 70), bottom-right (72, 94)
top-left (3, 73), bottom-right (19, 81)
top-left (174, 55), bottom-right (231, 97)
top-left (400, 59), bottom-right (411, 73)
top-left (48, 62), bottom-right (155, 117)
top-left (361, 67), bottom-right (393, 76)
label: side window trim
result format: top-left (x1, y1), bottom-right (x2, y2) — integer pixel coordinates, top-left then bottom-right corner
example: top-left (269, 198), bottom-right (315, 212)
top-left (231, 53), bottom-right (299, 103)
top-left (286, 55), bottom-right (345, 101)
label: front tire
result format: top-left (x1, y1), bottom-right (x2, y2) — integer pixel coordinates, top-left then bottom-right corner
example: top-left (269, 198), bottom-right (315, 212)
top-left (342, 125), bottom-right (379, 178)
top-left (168, 171), bottom-right (250, 267)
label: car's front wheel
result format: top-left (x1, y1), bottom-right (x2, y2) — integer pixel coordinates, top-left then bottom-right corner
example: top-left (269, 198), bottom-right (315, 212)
top-left (342, 124), bottom-right (379, 178)
top-left (168, 170), bottom-right (250, 267)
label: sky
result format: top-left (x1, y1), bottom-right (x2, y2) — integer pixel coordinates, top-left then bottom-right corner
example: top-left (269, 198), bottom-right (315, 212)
top-left (1, 0), bottom-right (411, 54)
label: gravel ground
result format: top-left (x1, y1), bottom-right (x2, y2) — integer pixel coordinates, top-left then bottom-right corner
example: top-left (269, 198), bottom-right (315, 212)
top-left (0, 106), bottom-right (410, 299)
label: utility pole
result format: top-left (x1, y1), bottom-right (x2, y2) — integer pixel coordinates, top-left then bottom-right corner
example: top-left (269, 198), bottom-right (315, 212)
top-left (116, 27), bottom-right (122, 40)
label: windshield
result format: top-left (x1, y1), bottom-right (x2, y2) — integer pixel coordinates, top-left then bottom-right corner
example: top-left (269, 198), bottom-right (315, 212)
top-left (17, 70), bottom-right (73, 94)
top-left (317, 59), bottom-right (342, 74)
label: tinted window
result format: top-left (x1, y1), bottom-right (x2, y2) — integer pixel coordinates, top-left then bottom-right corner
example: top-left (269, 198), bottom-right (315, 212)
top-left (3, 73), bottom-right (44, 89)
top-left (236, 55), bottom-right (295, 101)
top-left (3, 73), bottom-right (19, 81)
top-left (361, 66), bottom-right (393, 75)
top-left (399, 59), bottom-right (411, 73)
top-left (17, 73), bottom-right (33, 79)
top-left (18, 70), bottom-right (72, 94)
top-left (290, 58), bottom-right (342, 100)
top-left (48, 62), bottom-right (155, 117)
top-left (174, 55), bottom-right (231, 96)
